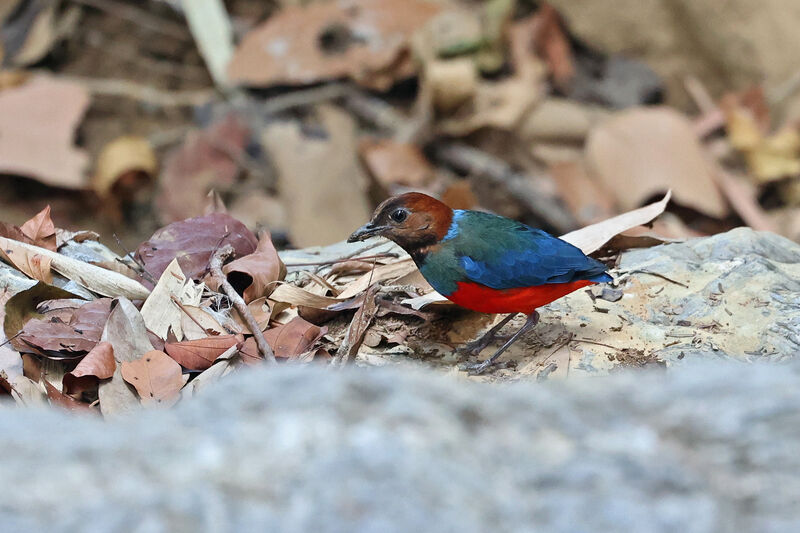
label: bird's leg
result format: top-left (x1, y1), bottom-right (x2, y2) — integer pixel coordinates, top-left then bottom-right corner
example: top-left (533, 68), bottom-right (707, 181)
top-left (463, 311), bottom-right (540, 375)
top-left (458, 313), bottom-right (518, 356)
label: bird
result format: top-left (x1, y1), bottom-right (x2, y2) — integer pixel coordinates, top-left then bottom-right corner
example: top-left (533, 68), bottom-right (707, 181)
top-left (348, 192), bottom-right (613, 374)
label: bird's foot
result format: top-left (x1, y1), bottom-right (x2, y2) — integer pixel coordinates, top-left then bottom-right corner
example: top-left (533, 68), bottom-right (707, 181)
top-left (456, 335), bottom-right (510, 358)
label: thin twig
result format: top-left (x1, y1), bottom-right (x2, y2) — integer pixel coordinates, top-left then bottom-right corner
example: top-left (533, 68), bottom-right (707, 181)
top-left (312, 240), bottom-right (386, 274)
top-left (170, 295), bottom-right (220, 336)
top-left (69, 0), bottom-right (191, 40)
top-left (619, 269), bottom-right (690, 289)
top-left (64, 75), bottom-right (215, 107)
top-left (574, 338), bottom-right (620, 351)
top-left (262, 83), bottom-right (352, 115)
top-left (113, 233), bottom-right (157, 285)
top-left (283, 252), bottom-right (399, 268)
top-left (210, 245), bottom-right (276, 364)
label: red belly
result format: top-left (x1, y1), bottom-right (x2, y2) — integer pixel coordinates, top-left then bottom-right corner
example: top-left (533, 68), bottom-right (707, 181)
top-left (446, 280), bottom-right (595, 314)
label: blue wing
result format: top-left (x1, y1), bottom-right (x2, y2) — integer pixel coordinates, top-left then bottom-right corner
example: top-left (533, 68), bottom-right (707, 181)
top-left (446, 210), bottom-right (612, 290)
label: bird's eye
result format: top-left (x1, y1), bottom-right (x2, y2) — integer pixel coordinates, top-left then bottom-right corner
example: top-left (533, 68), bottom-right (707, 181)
top-left (389, 208), bottom-right (408, 223)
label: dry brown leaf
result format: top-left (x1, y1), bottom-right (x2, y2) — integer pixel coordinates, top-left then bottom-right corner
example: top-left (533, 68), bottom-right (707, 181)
top-left (586, 107), bottom-right (727, 218)
top-left (121, 350), bottom-right (184, 408)
top-left (92, 135), bottom-right (157, 197)
top-left (62, 341), bottom-right (116, 396)
top-left (222, 231), bottom-right (286, 303)
top-left (227, 0), bottom-right (441, 90)
top-left (261, 105), bottom-right (372, 247)
top-left (20, 205), bottom-right (56, 251)
top-left (44, 379), bottom-right (94, 413)
top-left (0, 75), bottom-right (89, 188)
top-left (165, 334), bottom-right (244, 371)
top-left (241, 316), bottom-right (326, 360)
top-left (360, 139), bottom-right (434, 189)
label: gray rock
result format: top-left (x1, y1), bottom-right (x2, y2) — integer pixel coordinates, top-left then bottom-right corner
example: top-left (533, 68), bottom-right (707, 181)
top-left (1, 361), bottom-right (800, 532)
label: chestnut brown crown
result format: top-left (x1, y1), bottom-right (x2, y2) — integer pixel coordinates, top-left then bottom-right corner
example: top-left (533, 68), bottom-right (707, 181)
top-left (348, 193), bottom-right (453, 253)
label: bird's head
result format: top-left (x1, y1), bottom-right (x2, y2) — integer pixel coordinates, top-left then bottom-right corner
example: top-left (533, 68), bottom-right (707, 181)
top-left (348, 192), bottom-right (453, 252)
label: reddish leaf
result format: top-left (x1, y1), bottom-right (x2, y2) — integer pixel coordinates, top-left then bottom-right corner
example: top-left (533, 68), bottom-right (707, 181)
top-left (19, 318), bottom-right (98, 358)
top-left (69, 298), bottom-right (113, 338)
top-left (165, 334), bottom-right (244, 370)
top-left (265, 316), bottom-right (327, 359)
top-left (222, 231), bottom-right (286, 303)
top-left (62, 341), bottom-right (116, 396)
top-left (20, 205), bottom-right (56, 251)
top-left (44, 380), bottom-right (94, 413)
top-left (135, 213), bottom-right (258, 286)
top-left (120, 350), bottom-right (185, 407)
top-left (0, 222), bottom-right (32, 244)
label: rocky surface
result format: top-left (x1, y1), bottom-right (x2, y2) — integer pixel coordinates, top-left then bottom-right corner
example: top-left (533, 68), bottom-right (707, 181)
top-left (1, 360), bottom-right (800, 532)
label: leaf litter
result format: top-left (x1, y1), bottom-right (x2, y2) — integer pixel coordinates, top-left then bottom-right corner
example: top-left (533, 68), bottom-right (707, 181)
top-left (3, 0), bottom-right (797, 414)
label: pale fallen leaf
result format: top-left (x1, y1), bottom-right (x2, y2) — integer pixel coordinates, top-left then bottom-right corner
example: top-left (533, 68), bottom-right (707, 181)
top-left (586, 107), bottom-right (727, 218)
top-left (269, 283), bottom-right (350, 310)
top-left (98, 299), bottom-right (154, 417)
top-left (0, 75), bottom-right (89, 188)
top-left (262, 105), bottom-right (373, 247)
top-left (180, 305), bottom-right (227, 341)
top-left (0, 236), bottom-right (150, 300)
top-left (561, 191), bottom-right (672, 255)
top-left (121, 350), bottom-right (184, 408)
top-left (140, 258), bottom-right (203, 341)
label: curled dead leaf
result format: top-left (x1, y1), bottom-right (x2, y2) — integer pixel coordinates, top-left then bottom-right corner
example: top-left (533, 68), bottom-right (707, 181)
top-left (93, 135), bottom-right (157, 197)
top-left (222, 231), bottom-right (286, 303)
top-left (20, 205), bottom-right (56, 251)
top-left (62, 341), bottom-right (115, 396)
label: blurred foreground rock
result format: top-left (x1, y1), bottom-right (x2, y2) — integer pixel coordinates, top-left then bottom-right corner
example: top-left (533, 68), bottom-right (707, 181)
top-left (2, 361), bottom-right (800, 532)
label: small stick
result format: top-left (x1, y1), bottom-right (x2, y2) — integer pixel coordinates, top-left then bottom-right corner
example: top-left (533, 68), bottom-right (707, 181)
top-left (619, 269), bottom-right (690, 288)
top-left (113, 234), bottom-right (157, 285)
top-left (283, 253), bottom-right (399, 268)
top-left (170, 295), bottom-right (220, 336)
top-left (209, 245), bottom-right (276, 363)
